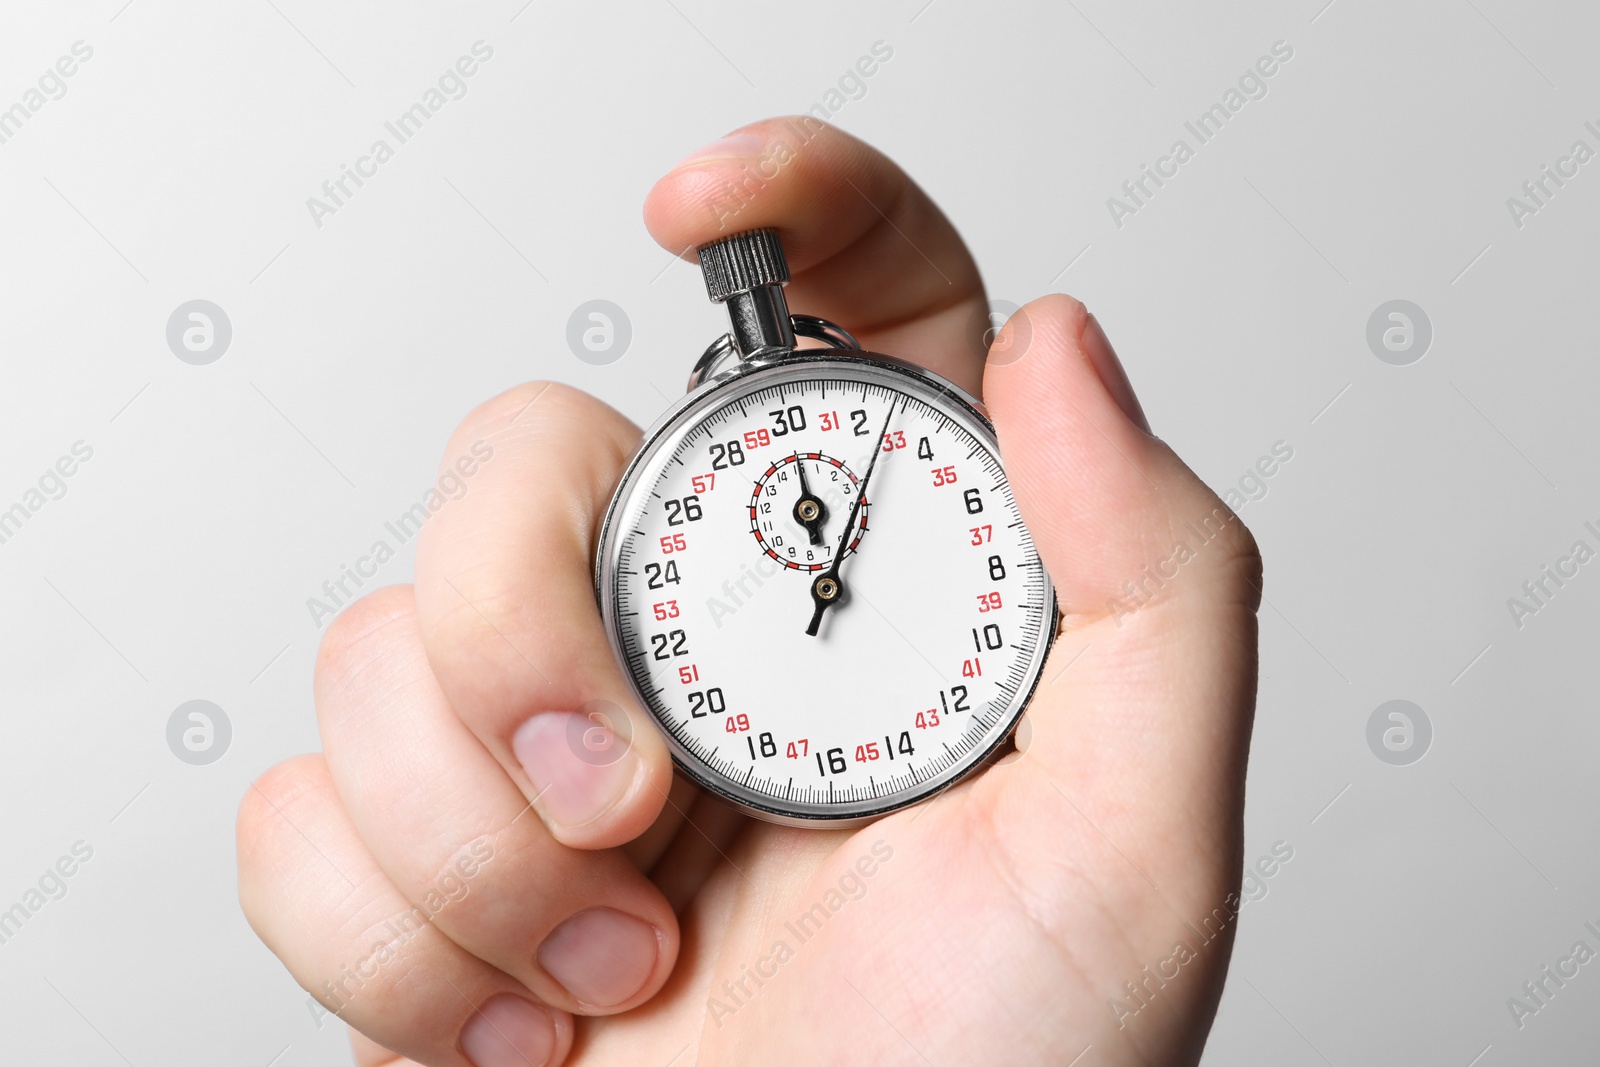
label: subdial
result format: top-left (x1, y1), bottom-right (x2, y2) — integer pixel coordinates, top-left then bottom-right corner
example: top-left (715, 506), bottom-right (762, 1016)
top-left (749, 453), bottom-right (869, 572)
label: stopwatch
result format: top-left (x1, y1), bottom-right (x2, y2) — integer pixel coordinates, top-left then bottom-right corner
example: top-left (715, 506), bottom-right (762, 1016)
top-left (596, 229), bottom-right (1056, 827)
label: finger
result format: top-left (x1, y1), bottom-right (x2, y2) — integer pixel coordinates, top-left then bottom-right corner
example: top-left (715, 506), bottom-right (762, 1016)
top-left (644, 787), bottom-right (749, 913)
top-left (624, 774), bottom-right (697, 874)
top-left (412, 381), bottom-right (674, 849)
top-left (981, 296), bottom-right (1261, 886)
top-left (317, 586), bottom-right (678, 1016)
top-left (237, 755), bottom-right (574, 1067)
top-left (645, 116), bottom-right (988, 395)
top-left (988, 296), bottom-right (1250, 614)
top-left (350, 1031), bottom-right (426, 1067)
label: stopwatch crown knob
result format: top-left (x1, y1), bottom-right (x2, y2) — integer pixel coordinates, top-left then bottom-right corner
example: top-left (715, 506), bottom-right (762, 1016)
top-left (697, 229), bottom-right (796, 359)
top-left (698, 229), bottom-right (790, 303)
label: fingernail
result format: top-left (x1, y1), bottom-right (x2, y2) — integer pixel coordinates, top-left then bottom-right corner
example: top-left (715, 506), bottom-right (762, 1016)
top-left (460, 995), bottom-right (556, 1067)
top-left (673, 131), bottom-right (766, 168)
top-left (537, 907), bottom-right (661, 1010)
top-left (513, 710), bottom-right (638, 830)
top-left (1081, 313), bottom-right (1151, 433)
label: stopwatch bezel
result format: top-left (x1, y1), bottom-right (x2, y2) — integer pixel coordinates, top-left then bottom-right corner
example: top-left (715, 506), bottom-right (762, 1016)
top-left (595, 350), bottom-right (1057, 828)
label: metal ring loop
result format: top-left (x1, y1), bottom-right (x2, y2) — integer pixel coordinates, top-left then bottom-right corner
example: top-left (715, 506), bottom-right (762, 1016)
top-left (687, 333), bottom-right (737, 391)
top-left (791, 314), bottom-right (861, 350)
top-left (687, 315), bottom-right (861, 392)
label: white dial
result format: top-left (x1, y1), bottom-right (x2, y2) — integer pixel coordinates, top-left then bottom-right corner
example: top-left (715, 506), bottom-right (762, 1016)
top-left (599, 356), bottom-right (1055, 825)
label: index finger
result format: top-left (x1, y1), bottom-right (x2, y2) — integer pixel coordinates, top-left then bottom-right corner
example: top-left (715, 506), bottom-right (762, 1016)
top-left (644, 116), bottom-right (989, 395)
top-left (412, 382), bottom-right (674, 850)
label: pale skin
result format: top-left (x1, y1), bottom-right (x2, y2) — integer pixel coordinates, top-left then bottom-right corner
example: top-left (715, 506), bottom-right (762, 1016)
top-left (237, 117), bottom-right (1262, 1067)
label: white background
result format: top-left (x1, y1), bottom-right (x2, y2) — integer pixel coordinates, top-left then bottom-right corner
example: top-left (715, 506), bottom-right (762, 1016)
top-left (1, 0), bottom-right (1596, 1063)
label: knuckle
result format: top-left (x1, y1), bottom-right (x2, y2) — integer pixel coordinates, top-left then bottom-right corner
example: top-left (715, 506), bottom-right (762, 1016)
top-left (240, 754), bottom-right (327, 829)
top-left (315, 585), bottom-right (418, 693)
top-left (458, 380), bottom-right (637, 464)
top-left (436, 381), bottom-right (638, 546)
top-left (1220, 524), bottom-right (1265, 613)
top-left (457, 379), bottom-right (564, 438)
top-left (1181, 504), bottom-right (1264, 617)
top-left (237, 754), bottom-right (330, 886)
top-left (455, 380), bottom-right (613, 443)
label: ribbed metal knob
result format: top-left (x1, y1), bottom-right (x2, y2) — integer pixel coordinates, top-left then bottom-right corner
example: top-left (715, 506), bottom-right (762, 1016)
top-left (698, 229), bottom-right (790, 304)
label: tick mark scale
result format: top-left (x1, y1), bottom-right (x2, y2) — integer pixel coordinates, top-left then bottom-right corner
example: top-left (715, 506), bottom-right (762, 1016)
top-left (596, 229), bottom-right (1056, 826)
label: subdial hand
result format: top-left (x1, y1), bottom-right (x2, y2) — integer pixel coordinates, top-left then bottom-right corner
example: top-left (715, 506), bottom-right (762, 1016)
top-left (791, 455), bottom-right (828, 546)
top-left (806, 407), bottom-right (895, 637)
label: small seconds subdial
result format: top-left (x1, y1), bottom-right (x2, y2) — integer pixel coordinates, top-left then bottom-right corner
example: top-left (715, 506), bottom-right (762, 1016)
top-left (601, 361), bottom-right (1053, 824)
top-left (750, 454), bottom-right (868, 572)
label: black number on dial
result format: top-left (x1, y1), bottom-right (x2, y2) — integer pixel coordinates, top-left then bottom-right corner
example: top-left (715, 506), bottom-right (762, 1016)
top-left (664, 495), bottom-right (703, 525)
top-left (651, 629), bottom-right (689, 660)
top-left (816, 747), bottom-right (848, 775)
top-left (709, 441), bottom-right (746, 469)
top-left (973, 624), bottom-right (1003, 651)
top-left (768, 406), bottom-right (807, 436)
top-left (644, 561), bottom-right (681, 589)
top-left (687, 688), bottom-right (725, 718)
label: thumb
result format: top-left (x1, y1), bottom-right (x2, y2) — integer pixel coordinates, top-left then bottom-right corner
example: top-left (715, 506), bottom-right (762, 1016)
top-left (985, 295), bottom-right (1257, 622)
top-left (982, 295), bottom-right (1261, 898)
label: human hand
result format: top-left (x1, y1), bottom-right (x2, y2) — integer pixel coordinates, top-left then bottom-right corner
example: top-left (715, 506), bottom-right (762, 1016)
top-left (237, 116), bottom-right (1261, 1067)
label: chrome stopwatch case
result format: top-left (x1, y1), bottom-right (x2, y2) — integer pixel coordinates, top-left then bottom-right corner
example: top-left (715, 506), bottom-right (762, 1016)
top-left (596, 229), bottom-right (1055, 827)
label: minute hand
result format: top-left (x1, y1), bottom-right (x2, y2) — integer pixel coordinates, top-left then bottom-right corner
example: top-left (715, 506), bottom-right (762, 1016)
top-left (805, 406), bottom-right (895, 637)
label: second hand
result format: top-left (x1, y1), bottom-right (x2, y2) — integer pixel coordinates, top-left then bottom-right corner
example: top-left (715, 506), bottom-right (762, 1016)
top-left (805, 404), bottom-right (896, 637)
